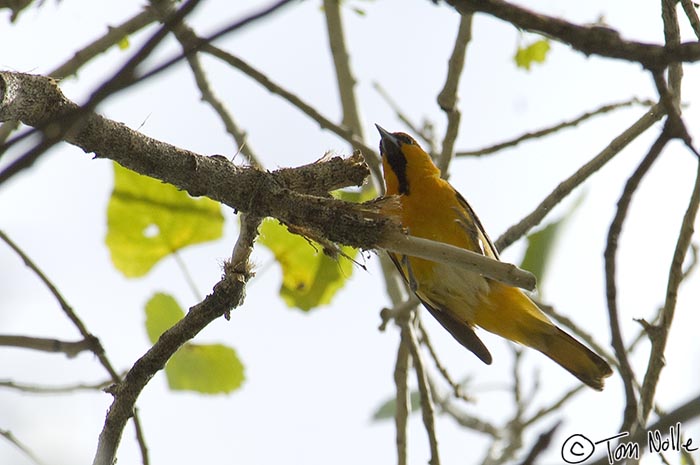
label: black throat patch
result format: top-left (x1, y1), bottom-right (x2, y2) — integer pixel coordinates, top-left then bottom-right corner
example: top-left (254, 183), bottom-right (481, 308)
top-left (381, 135), bottom-right (412, 194)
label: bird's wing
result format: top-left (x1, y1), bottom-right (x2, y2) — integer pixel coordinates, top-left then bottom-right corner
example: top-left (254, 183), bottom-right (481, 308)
top-left (453, 190), bottom-right (500, 260)
top-left (386, 251), bottom-right (493, 365)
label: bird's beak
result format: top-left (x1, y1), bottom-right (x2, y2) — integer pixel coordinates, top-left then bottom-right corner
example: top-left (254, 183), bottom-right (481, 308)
top-left (375, 124), bottom-right (401, 154)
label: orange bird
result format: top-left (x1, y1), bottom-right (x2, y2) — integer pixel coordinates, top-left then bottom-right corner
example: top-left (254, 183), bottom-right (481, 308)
top-left (377, 125), bottom-right (612, 390)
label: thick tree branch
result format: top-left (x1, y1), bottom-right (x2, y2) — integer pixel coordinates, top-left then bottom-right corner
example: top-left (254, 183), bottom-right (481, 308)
top-left (446, 0), bottom-right (700, 69)
top-left (92, 216), bottom-right (260, 465)
top-left (0, 71), bottom-right (535, 290)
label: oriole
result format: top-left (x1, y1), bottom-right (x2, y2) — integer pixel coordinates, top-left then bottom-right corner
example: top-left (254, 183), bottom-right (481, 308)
top-left (376, 125), bottom-right (613, 390)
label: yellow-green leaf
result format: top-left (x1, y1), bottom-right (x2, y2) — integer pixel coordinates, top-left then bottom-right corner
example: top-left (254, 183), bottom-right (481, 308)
top-left (106, 163), bottom-right (224, 277)
top-left (144, 293), bottom-right (245, 394)
top-left (259, 219), bottom-right (357, 311)
top-left (117, 36), bottom-right (130, 50)
top-left (145, 293), bottom-right (184, 343)
top-left (514, 39), bottom-right (551, 70)
top-left (167, 343), bottom-right (244, 394)
top-left (371, 391), bottom-right (422, 421)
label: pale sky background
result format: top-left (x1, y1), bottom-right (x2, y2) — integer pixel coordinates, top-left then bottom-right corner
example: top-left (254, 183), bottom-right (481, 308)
top-left (1, 1), bottom-right (699, 465)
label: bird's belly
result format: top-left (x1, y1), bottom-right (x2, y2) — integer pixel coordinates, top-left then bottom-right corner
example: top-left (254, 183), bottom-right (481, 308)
top-left (414, 260), bottom-right (491, 322)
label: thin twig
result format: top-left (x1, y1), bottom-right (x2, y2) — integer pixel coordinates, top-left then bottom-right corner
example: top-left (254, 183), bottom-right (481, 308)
top-left (0, 429), bottom-right (46, 465)
top-left (522, 385), bottom-right (584, 427)
top-left (604, 128), bottom-right (671, 434)
top-left (495, 104), bottom-right (664, 251)
top-left (393, 322), bottom-right (411, 465)
top-left (148, 0), bottom-right (263, 168)
top-left (0, 378), bottom-right (113, 394)
top-left (516, 422), bottom-right (561, 465)
top-left (680, 0), bottom-right (700, 39)
top-left (185, 52), bottom-right (262, 168)
top-left (639, 160), bottom-right (700, 425)
top-left (373, 82), bottom-right (429, 147)
top-left (0, 229), bottom-right (149, 463)
top-left (652, 71), bottom-right (699, 157)
top-left (436, 13), bottom-right (473, 176)
top-left (201, 44), bottom-right (382, 181)
top-left (322, 0), bottom-right (363, 139)
top-left (417, 317), bottom-right (473, 402)
top-left (0, 335), bottom-right (96, 358)
top-left (0, 230), bottom-right (120, 380)
top-left (0, 8), bottom-right (158, 145)
top-left (457, 98), bottom-right (653, 157)
top-left (436, 398), bottom-right (500, 436)
top-left (171, 250), bottom-right (202, 302)
top-left (404, 317), bottom-right (441, 465)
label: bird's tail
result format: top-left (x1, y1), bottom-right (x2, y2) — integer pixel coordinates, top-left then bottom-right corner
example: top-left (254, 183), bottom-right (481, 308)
top-left (476, 283), bottom-right (613, 390)
top-left (532, 325), bottom-right (613, 391)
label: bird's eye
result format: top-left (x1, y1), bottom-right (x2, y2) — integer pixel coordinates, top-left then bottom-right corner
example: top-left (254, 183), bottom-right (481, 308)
top-left (394, 133), bottom-right (415, 145)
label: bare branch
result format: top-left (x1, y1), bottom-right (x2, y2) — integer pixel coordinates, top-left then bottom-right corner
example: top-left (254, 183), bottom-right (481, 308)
top-left (639, 160), bottom-right (700, 425)
top-left (0, 335), bottom-right (97, 357)
top-left (373, 82), bottom-right (430, 147)
top-left (445, 0), bottom-right (700, 68)
top-left (0, 429), bottom-right (46, 465)
top-left (0, 7), bottom-right (157, 144)
top-left (417, 317), bottom-right (473, 402)
top-left (379, 230), bottom-right (536, 290)
top-left (404, 317), bottom-right (441, 465)
top-left (0, 0), bottom-right (204, 183)
top-left (604, 129), bottom-right (671, 434)
top-left (495, 104), bottom-right (664, 251)
top-left (436, 13), bottom-right (473, 175)
top-left (323, 0), bottom-right (363, 139)
top-left (0, 229), bottom-right (149, 464)
top-left (394, 323), bottom-right (411, 465)
top-left (201, 45), bottom-right (382, 180)
top-left (91, 215), bottom-right (260, 465)
top-left (0, 378), bottom-right (112, 394)
top-left (457, 98), bottom-right (654, 157)
top-left (148, 0), bottom-right (262, 168)
top-left (0, 72), bottom-right (387, 248)
top-left (680, 0), bottom-right (700, 39)
top-left (516, 422), bottom-right (561, 465)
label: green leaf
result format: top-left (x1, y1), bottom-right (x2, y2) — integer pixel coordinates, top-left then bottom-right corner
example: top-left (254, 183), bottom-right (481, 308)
top-left (371, 391), bottom-right (422, 421)
top-left (144, 293), bottom-right (245, 394)
top-left (514, 39), bottom-right (551, 70)
top-left (520, 195), bottom-right (584, 286)
top-left (259, 219), bottom-right (357, 311)
top-left (106, 163), bottom-right (224, 277)
top-left (144, 293), bottom-right (184, 343)
top-left (166, 343), bottom-right (245, 394)
top-left (117, 36), bottom-right (130, 50)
